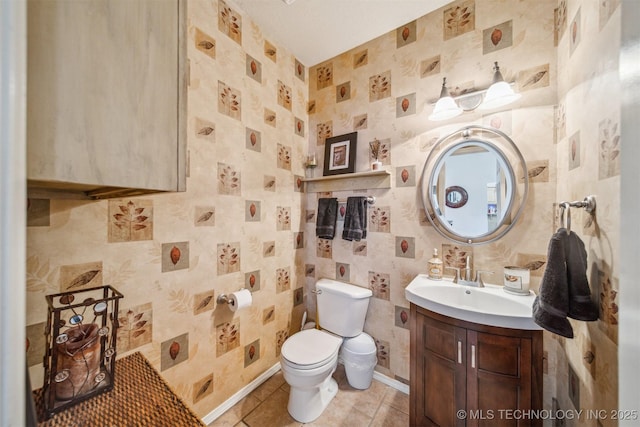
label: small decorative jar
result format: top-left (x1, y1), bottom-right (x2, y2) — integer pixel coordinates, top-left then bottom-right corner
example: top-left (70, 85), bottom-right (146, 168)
top-left (305, 153), bottom-right (317, 178)
top-left (503, 266), bottom-right (531, 295)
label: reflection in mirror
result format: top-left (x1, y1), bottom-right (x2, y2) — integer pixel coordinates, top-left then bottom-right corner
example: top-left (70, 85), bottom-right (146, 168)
top-left (445, 186), bottom-right (468, 208)
top-left (420, 125), bottom-right (528, 245)
top-left (431, 141), bottom-right (513, 237)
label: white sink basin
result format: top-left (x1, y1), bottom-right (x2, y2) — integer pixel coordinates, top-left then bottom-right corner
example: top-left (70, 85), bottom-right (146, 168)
top-left (405, 274), bottom-right (541, 330)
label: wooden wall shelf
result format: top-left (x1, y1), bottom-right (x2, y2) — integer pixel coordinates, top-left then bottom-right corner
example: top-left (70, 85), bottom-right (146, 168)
top-left (303, 170), bottom-right (391, 193)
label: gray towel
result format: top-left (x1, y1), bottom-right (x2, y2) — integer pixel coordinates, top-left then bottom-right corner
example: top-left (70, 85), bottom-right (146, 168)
top-left (565, 230), bottom-right (599, 321)
top-left (342, 197), bottom-right (368, 241)
top-left (533, 229), bottom-right (573, 337)
top-left (532, 228), bottom-right (598, 338)
top-left (316, 198), bottom-right (338, 239)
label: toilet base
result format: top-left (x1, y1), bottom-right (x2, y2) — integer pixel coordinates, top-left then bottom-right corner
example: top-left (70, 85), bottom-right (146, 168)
top-left (286, 375), bottom-right (338, 423)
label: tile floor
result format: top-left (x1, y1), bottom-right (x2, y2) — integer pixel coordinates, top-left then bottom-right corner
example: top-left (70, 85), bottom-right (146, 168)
top-left (208, 364), bottom-right (410, 427)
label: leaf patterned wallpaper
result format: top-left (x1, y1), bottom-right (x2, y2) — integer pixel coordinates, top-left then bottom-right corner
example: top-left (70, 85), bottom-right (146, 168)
top-left (24, 0), bottom-right (621, 422)
top-left (307, 0), bottom-right (556, 387)
top-left (305, 0), bottom-right (619, 421)
top-left (550, 0), bottom-right (620, 422)
top-left (26, 0), bottom-right (308, 418)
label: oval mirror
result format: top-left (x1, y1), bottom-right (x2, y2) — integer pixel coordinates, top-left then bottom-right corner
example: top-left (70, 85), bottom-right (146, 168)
top-left (420, 125), bottom-right (528, 245)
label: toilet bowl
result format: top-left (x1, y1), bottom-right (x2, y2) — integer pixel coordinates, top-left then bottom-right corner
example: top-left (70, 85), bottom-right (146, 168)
top-left (280, 328), bottom-right (342, 423)
top-left (280, 278), bottom-right (373, 423)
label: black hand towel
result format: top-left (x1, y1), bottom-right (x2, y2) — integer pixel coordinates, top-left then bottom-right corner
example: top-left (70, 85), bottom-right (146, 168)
top-left (566, 230), bottom-right (599, 321)
top-left (532, 228), bottom-right (574, 338)
top-left (316, 198), bottom-right (338, 239)
top-left (532, 228), bottom-right (599, 338)
top-left (342, 196), bottom-right (368, 241)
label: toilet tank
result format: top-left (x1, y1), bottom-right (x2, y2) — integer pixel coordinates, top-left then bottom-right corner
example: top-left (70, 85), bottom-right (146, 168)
top-left (316, 278), bottom-right (373, 338)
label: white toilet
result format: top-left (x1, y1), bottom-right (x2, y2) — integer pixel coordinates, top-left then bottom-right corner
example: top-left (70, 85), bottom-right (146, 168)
top-left (280, 278), bottom-right (373, 423)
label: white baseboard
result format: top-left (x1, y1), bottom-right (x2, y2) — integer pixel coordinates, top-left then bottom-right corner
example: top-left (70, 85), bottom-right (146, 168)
top-left (201, 361), bottom-right (409, 424)
top-left (372, 370), bottom-right (410, 395)
top-left (201, 362), bottom-right (282, 425)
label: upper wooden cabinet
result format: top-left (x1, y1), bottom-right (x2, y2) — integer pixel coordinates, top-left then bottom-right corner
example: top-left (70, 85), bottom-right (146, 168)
top-left (27, 0), bottom-right (186, 199)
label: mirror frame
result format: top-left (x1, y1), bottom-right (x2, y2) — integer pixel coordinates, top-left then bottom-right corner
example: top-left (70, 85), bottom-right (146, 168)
top-left (420, 125), bottom-right (529, 245)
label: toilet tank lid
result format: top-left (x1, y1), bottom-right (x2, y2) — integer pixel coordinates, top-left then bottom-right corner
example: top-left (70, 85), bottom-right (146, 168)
top-left (316, 278), bottom-right (373, 299)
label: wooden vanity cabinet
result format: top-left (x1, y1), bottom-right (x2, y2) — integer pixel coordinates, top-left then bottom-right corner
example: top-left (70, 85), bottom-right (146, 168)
top-left (410, 304), bottom-right (543, 427)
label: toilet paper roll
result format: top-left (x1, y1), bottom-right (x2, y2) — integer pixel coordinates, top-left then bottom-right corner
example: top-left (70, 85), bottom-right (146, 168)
top-left (229, 289), bottom-right (252, 312)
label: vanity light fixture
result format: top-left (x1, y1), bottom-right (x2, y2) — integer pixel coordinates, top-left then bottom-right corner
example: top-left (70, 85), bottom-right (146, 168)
top-left (427, 77), bottom-right (463, 121)
top-left (428, 62), bottom-right (521, 121)
top-left (478, 61), bottom-right (521, 110)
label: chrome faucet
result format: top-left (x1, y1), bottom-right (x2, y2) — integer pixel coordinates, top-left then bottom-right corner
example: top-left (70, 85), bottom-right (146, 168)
top-left (463, 255), bottom-right (472, 281)
top-left (445, 256), bottom-right (493, 288)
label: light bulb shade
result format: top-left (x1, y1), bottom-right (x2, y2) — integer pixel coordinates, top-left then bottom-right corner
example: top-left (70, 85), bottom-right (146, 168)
top-left (428, 96), bottom-right (463, 121)
top-left (478, 81), bottom-right (521, 110)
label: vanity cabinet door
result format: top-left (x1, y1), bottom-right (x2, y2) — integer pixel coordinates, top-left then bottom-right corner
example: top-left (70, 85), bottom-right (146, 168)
top-left (411, 305), bottom-right (542, 427)
top-left (411, 306), bottom-right (466, 427)
top-left (466, 331), bottom-right (533, 427)
top-left (27, 0), bottom-right (186, 199)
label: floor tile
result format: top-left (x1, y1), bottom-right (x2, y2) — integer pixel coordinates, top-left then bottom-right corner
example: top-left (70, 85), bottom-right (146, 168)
top-left (251, 371), bottom-right (286, 402)
top-left (208, 414), bottom-right (237, 427)
top-left (333, 374), bottom-right (388, 417)
top-left (370, 402), bottom-right (409, 427)
top-left (303, 389), bottom-right (373, 427)
top-left (208, 394), bottom-right (262, 426)
top-left (243, 388), bottom-right (301, 427)
top-left (210, 365), bottom-right (408, 427)
top-left (383, 387), bottom-right (410, 415)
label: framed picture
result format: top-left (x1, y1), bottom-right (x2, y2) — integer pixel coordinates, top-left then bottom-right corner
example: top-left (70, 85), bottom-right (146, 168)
top-left (323, 132), bottom-right (357, 176)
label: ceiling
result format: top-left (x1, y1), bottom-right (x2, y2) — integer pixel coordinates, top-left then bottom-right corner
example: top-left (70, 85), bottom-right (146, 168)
top-left (230, 0), bottom-right (454, 66)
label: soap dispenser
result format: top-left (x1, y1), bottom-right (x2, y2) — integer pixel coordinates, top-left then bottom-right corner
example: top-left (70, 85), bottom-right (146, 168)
top-left (427, 248), bottom-right (443, 280)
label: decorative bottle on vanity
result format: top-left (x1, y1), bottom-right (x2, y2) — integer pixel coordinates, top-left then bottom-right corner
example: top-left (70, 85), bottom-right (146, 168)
top-left (427, 248), bottom-right (443, 280)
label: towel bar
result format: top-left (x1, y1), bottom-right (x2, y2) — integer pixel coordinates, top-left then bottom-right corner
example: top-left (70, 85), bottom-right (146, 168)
top-left (336, 196), bottom-right (376, 205)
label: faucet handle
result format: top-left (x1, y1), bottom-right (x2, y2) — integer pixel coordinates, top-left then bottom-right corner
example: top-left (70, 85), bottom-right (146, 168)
top-left (444, 266), bottom-right (460, 284)
top-left (474, 270), bottom-right (494, 288)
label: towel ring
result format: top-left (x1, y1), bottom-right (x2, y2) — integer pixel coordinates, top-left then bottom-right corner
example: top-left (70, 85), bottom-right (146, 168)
top-left (558, 196), bottom-right (596, 235)
top-left (560, 202), bottom-right (571, 234)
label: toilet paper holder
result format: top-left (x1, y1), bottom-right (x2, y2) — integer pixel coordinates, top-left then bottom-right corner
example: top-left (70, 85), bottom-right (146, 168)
top-left (216, 294), bottom-right (231, 305)
top-left (217, 289), bottom-right (249, 309)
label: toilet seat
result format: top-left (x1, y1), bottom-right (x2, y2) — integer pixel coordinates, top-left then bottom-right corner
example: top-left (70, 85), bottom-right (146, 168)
top-left (281, 329), bottom-right (342, 370)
